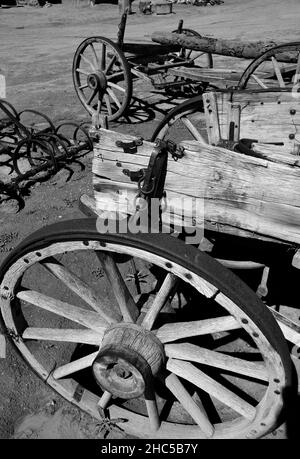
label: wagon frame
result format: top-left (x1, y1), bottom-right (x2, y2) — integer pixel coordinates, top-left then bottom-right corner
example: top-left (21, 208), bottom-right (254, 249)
top-left (72, 12), bottom-right (300, 125)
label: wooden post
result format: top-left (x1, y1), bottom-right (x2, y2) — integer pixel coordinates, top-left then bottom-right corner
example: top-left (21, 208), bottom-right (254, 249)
top-left (118, 0), bottom-right (132, 15)
top-left (0, 74), bottom-right (6, 99)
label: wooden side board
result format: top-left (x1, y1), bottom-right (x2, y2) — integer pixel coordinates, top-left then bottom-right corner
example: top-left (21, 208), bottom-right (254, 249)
top-left (93, 129), bottom-right (300, 245)
top-left (204, 90), bottom-right (300, 155)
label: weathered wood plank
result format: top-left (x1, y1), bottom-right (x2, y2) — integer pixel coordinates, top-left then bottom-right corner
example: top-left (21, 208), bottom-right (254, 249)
top-left (208, 91), bottom-right (300, 154)
top-left (93, 128), bottom-right (300, 244)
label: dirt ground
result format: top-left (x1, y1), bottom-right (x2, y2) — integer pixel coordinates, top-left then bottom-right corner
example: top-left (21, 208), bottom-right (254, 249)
top-left (1, 0), bottom-right (300, 440)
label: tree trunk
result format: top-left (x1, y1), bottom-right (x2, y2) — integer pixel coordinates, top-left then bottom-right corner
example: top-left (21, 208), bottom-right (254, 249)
top-left (151, 32), bottom-right (296, 62)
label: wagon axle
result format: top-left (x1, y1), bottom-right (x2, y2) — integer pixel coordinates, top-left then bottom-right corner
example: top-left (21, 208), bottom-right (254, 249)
top-left (93, 323), bottom-right (165, 400)
top-left (87, 71), bottom-right (107, 93)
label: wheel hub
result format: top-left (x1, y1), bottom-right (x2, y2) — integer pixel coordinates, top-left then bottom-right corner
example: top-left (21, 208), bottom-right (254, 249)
top-left (92, 323), bottom-right (165, 399)
top-left (87, 71), bottom-right (107, 92)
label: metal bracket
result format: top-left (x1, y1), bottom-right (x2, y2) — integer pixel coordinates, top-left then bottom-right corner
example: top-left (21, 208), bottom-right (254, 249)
top-left (6, 328), bottom-right (22, 343)
top-left (116, 137), bottom-right (143, 154)
top-left (73, 383), bottom-right (84, 402)
top-left (123, 168), bottom-right (146, 182)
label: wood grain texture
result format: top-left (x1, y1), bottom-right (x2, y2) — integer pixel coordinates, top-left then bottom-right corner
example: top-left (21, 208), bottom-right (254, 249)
top-left (92, 127), bottom-right (300, 244)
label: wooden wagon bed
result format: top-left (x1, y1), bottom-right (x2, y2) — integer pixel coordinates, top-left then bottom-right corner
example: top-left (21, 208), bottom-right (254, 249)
top-left (92, 127), bottom-right (300, 247)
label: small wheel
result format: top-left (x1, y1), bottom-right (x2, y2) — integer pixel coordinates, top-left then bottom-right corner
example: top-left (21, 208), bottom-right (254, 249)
top-left (151, 95), bottom-right (208, 143)
top-left (162, 29), bottom-right (213, 97)
top-left (73, 36), bottom-right (133, 122)
top-left (12, 137), bottom-right (57, 177)
top-left (0, 219), bottom-right (292, 439)
top-left (238, 42), bottom-right (300, 90)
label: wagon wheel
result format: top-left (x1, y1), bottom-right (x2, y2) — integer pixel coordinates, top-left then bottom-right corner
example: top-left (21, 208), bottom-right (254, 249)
top-left (12, 137), bottom-right (57, 177)
top-left (73, 37), bottom-right (133, 122)
top-left (151, 95), bottom-right (208, 143)
top-left (0, 219), bottom-right (292, 439)
top-left (238, 42), bottom-right (300, 90)
top-left (162, 29), bottom-right (213, 97)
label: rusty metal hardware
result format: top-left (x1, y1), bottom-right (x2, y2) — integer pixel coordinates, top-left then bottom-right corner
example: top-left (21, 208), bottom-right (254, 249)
top-left (0, 99), bottom-right (93, 191)
top-left (115, 137), bottom-right (143, 154)
top-left (122, 168), bottom-right (146, 182)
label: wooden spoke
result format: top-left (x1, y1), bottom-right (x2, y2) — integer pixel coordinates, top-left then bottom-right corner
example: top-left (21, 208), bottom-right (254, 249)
top-left (271, 56), bottom-right (285, 88)
top-left (165, 343), bottom-right (268, 381)
top-left (108, 82), bottom-right (125, 93)
top-left (250, 74), bottom-right (268, 89)
top-left (167, 359), bottom-right (256, 420)
top-left (22, 327), bottom-right (103, 345)
top-left (96, 252), bottom-right (139, 322)
top-left (101, 43), bottom-right (106, 71)
top-left (87, 88), bottom-right (98, 106)
top-left (105, 54), bottom-right (117, 75)
top-left (141, 273), bottom-right (178, 330)
top-left (156, 123), bottom-right (169, 140)
top-left (17, 290), bottom-right (108, 332)
top-left (145, 398), bottom-right (160, 431)
top-left (53, 351), bottom-right (99, 380)
top-left (79, 83), bottom-right (88, 90)
top-left (90, 43), bottom-right (100, 69)
top-left (106, 71), bottom-right (125, 81)
top-left (156, 316), bottom-right (241, 344)
top-left (293, 51), bottom-right (300, 84)
top-left (107, 88), bottom-right (121, 109)
top-left (41, 257), bottom-right (118, 323)
top-left (188, 52), bottom-right (206, 61)
top-left (270, 308), bottom-right (300, 346)
top-left (80, 53), bottom-right (96, 72)
top-left (181, 117), bottom-right (207, 143)
top-left (76, 68), bottom-right (90, 76)
top-left (96, 99), bottom-right (102, 116)
top-left (98, 391), bottom-right (112, 410)
top-left (165, 373), bottom-right (214, 437)
top-left (104, 94), bottom-right (112, 116)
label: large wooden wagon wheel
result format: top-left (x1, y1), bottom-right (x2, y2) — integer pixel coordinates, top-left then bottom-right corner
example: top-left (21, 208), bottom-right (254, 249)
top-left (0, 219), bottom-right (292, 439)
top-left (73, 37), bottom-right (132, 121)
top-left (238, 42), bottom-right (300, 90)
top-left (151, 95), bottom-right (207, 143)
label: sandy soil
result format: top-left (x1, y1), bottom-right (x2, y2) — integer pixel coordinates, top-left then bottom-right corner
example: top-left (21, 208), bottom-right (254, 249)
top-left (0, 0), bottom-right (300, 439)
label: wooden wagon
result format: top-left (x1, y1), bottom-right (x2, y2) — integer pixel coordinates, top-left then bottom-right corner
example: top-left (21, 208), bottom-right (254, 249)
top-left (1, 79), bottom-right (300, 439)
top-left (72, 12), bottom-right (300, 124)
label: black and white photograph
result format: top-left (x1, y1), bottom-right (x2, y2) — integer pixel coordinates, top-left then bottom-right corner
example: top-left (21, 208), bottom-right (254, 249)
top-left (0, 0), bottom-right (299, 444)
